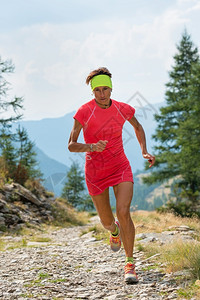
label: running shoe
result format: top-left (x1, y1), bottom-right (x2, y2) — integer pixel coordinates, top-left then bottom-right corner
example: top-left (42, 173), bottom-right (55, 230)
top-left (124, 263), bottom-right (139, 284)
top-left (110, 220), bottom-right (121, 252)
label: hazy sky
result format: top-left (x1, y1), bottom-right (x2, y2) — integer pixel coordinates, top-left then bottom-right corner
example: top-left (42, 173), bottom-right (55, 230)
top-left (1, 0), bottom-right (200, 120)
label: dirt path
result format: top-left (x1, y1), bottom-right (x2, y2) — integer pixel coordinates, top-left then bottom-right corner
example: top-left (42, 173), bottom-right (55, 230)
top-left (0, 217), bottom-right (185, 299)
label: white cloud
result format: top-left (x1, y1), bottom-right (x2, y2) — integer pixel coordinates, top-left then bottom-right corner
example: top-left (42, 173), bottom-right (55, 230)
top-left (0, 0), bottom-right (200, 120)
top-left (185, 2), bottom-right (200, 13)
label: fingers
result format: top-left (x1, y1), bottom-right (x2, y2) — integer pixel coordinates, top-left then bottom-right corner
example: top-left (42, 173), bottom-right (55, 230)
top-left (94, 140), bottom-right (108, 152)
top-left (148, 157), bottom-right (155, 168)
top-left (143, 153), bottom-right (155, 168)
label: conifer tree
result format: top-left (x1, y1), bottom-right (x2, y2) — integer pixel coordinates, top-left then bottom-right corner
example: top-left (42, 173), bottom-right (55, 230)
top-left (0, 56), bottom-right (42, 186)
top-left (0, 125), bottom-right (42, 185)
top-left (0, 57), bottom-right (23, 126)
top-left (14, 125), bottom-right (42, 184)
top-left (174, 62), bottom-right (200, 210)
top-left (62, 162), bottom-right (85, 208)
top-left (144, 30), bottom-right (200, 216)
top-left (62, 162), bottom-right (94, 211)
top-left (0, 128), bottom-right (16, 179)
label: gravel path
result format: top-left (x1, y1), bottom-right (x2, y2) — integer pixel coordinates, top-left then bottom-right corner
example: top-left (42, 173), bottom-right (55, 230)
top-left (0, 218), bottom-right (187, 300)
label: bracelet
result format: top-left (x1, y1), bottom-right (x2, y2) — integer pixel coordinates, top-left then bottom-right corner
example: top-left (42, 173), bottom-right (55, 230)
top-left (90, 144), bottom-right (93, 152)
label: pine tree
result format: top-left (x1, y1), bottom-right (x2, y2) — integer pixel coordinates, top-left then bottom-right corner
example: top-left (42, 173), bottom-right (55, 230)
top-left (0, 57), bottom-right (23, 126)
top-left (174, 62), bottom-right (200, 210)
top-left (0, 125), bottom-right (42, 185)
top-left (0, 128), bottom-right (17, 179)
top-left (62, 162), bottom-right (85, 208)
top-left (13, 125), bottom-right (42, 184)
top-left (144, 30), bottom-right (200, 216)
top-left (0, 57), bottom-right (42, 186)
top-left (62, 162), bottom-right (94, 210)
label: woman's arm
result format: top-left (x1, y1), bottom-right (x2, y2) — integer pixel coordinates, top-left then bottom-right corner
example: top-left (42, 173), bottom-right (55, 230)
top-left (128, 116), bottom-right (155, 167)
top-left (68, 119), bottom-right (108, 152)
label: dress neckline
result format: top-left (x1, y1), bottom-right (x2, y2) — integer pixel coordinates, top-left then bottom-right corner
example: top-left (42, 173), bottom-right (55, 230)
top-left (93, 98), bottom-right (113, 110)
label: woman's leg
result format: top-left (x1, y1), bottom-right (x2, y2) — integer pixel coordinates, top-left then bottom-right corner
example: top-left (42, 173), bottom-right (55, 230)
top-left (113, 181), bottom-right (135, 258)
top-left (91, 188), bottom-right (116, 233)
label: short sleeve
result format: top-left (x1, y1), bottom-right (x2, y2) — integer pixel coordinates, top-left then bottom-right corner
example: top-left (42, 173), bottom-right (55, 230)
top-left (73, 106), bottom-right (85, 126)
top-left (120, 103), bottom-right (135, 120)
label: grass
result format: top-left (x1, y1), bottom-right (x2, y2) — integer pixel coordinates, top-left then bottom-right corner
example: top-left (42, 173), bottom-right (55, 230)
top-left (19, 293), bottom-right (34, 298)
top-left (132, 211), bottom-right (200, 281)
top-left (24, 272), bottom-right (68, 290)
top-left (141, 264), bottom-right (160, 271)
top-left (50, 278), bottom-right (68, 283)
top-left (132, 210), bottom-right (200, 238)
top-left (131, 211), bottom-right (200, 299)
top-left (177, 280), bottom-right (200, 299)
top-left (75, 264), bottom-right (84, 269)
top-left (50, 197), bottom-right (89, 227)
top-left (29, 236), bottom-right (52, 243)
top-left (140, 239), bottom-right (200, 279)
top-left (6, 238), bottom-right (28, 250)
top-left (38, 272), bottom-right (50, 279)
top-left (0, 239), bottom-right (5, 251)
top-left (25, 272), bottom-right (50, 287)
top-left (0, 234), bottom-right (53, 251)
top-left (136, 233), bottom-right (200, 299)
top-left (80, 224), bottom-right (109, 241)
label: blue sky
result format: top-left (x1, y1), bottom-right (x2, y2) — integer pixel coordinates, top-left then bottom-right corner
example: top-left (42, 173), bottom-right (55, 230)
top-left (1, 0), bottom-right (200, 120)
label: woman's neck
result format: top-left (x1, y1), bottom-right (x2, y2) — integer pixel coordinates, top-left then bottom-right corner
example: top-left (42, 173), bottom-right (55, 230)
top-left (95, 99), bottom-right (112, 109)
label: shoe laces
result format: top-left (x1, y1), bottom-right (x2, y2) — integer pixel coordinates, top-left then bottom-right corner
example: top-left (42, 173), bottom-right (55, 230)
top-left (111, 234), bottom-right (120, 242)
top-left (125, 263), bottom-right (136, 274)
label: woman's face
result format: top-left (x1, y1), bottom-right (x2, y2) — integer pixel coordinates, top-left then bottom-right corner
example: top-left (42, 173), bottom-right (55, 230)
top-left (93, 86), bottom-right (112, 105)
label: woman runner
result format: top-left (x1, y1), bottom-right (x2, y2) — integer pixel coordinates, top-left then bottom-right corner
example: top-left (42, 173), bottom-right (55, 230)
top-left (68, 67), bottom-right (155, 284)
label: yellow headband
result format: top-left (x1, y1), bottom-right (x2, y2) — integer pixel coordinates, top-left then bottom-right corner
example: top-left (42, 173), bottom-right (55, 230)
top-left (90, 74), bottom-right (112, 90)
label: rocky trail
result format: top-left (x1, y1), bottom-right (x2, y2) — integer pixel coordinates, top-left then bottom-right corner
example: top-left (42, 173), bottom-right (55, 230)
top-left (0, 216), bottom-right (196, 300)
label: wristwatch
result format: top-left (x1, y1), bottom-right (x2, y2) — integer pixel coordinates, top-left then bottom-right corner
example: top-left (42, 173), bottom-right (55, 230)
top-left (90, 144), bottom-right (94, 152)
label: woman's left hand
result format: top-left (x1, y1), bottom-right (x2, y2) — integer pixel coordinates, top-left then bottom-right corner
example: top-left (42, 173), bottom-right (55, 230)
top-left (143, 153), bottom-right (155, 168)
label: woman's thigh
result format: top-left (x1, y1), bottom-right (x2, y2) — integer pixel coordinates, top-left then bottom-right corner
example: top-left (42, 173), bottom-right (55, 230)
top-left (113, 181), bottom-right (133, 211)
top-left (91, 188), bottom-right (114, 223)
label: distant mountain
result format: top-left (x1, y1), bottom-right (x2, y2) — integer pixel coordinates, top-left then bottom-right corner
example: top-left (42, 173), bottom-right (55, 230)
top-left (13, 112), bottom-right (75, 168)
top-left (35, 146), bottom-right (69, 196)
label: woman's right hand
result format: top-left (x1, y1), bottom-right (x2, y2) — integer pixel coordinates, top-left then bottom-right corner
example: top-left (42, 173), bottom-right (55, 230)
top-left (93, 140), bottom-right (108, 152)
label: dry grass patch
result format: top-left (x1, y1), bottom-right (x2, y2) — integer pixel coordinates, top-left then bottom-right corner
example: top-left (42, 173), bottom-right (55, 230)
top-left (6, 238), bottom-right (28, 250)
top-left (138, 239), bottom-right (200, 280)
top-left (51, 197), bottom-right (89, 227)
top-left (132, 210), bottom-right (200, 237)
top-left (0, 239), bottom-right (5, 251)
top-left (29, 236), bottom-right (52, 243)
top-left (80, 223), bottom-right (109, 241)
top-left (163, 240), bottom-right (200, 279)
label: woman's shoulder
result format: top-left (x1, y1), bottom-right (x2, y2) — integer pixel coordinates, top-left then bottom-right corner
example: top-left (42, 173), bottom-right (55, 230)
top-left (112, 99), bottom-right (134, 109)
top-left (77, 99), bottom-right (95, 111)
top-left (112, 99), bottom-right (135, 119)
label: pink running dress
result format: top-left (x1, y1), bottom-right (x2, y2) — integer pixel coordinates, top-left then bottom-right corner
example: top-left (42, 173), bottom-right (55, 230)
top-left (73, 99), bottom-right (135, 195)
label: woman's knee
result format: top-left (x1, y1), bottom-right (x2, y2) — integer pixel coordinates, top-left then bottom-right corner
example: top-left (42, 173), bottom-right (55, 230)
top-left (100, 219), bottom-right (115, 231)
top-left (116, 206), bottom-right (130, 222)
